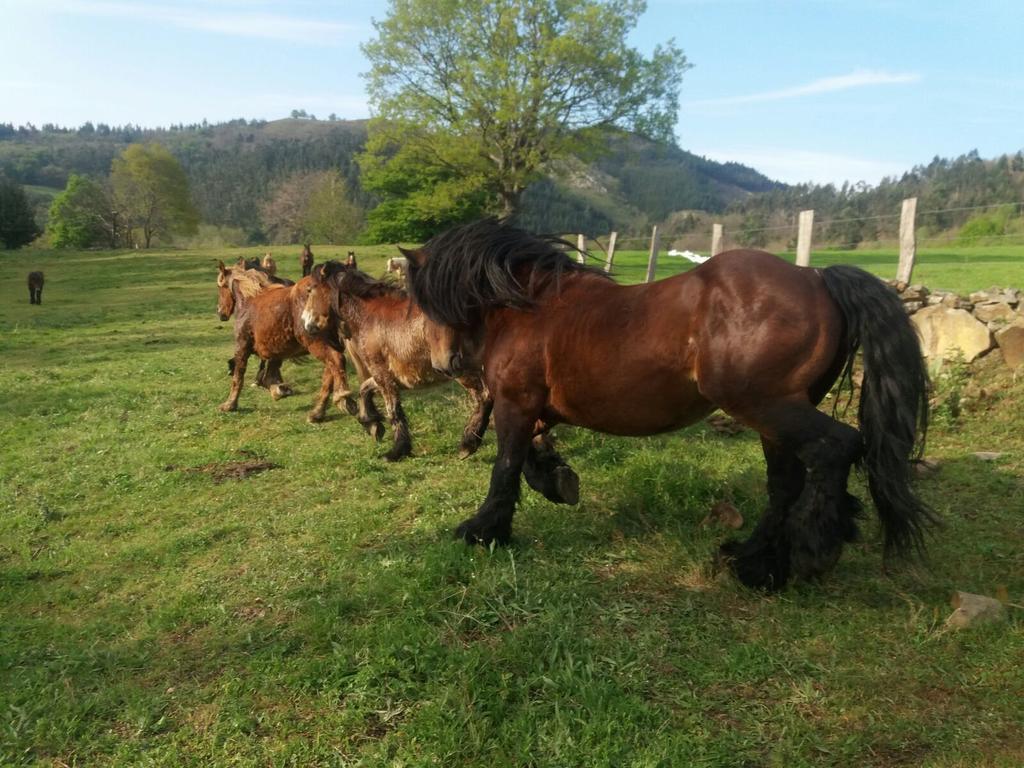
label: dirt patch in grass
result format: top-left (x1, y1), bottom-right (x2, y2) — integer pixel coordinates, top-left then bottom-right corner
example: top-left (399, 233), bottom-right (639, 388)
top-left (166, 450), bottom-right (281, 483)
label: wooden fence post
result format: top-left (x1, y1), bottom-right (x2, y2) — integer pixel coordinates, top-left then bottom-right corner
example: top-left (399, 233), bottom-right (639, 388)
top-left (576, 233), bottom-right (586, 264)
top-left (645, 225), bottom-right (660, 283)
top-left (896, 197), bottom-right (917, 286)
top-left (604, 231), bottom-right (618, 273)
top-left (711, 223), bottom-right (724, 256)
top-left (796, 209), bottom-right (814, 267)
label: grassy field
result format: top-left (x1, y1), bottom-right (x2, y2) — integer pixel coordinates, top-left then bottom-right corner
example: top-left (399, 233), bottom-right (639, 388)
top-left (609, 244), bottom-right (1024, 290)
top-left (1, 243), bottom-right (1023, 767)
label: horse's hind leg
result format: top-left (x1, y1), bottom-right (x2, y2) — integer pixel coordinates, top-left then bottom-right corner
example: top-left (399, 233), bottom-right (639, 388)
top-left (455, 374), bottom-right (493, 458)
top-left (523, 432), bottom-right (580, 505)
top-left (722, 404), bottom-right (862, 590)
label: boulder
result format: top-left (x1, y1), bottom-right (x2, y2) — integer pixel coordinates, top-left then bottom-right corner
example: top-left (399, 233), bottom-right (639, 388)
top-left (946, 591), bottom-right (1006, 630)
top-left (911, 306), bottom-right (993, 362)
top-left (994, 322), bottom-right (1024, 370)
top-left (973, 300), bottom-right (1017, 325)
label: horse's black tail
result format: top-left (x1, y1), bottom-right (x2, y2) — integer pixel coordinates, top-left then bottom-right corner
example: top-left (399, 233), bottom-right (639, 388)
top-left (820, 265), bottom-right (938, 559)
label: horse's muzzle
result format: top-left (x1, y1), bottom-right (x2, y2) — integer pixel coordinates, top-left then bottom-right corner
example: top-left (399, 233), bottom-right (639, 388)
top-left (218, 312), bottom-right (229, 322)
top-left (435, 352), bottom-right (464, 378)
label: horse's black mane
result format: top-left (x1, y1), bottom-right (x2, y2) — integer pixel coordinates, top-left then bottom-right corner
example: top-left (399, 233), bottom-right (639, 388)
top-left (407, 217), bottom-right (609, 327)
top-left (316, 261), bottom-right (405, 300)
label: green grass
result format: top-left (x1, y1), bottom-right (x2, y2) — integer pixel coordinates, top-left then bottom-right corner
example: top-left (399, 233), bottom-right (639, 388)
top-left (609, 244), bottom-right (1024, 290)
top-left (1, 245), bottom-right (1023, 767)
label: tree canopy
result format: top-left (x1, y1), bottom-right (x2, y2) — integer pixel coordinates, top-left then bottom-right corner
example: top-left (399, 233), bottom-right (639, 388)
top-left (48, 174), bottom-right (115, 248)
top-left (0, 178), bottom-right (39, 249)
top-left (110, 143), bottom-right (199, 247)
top-left (360, 0), bottom-right (688, 239)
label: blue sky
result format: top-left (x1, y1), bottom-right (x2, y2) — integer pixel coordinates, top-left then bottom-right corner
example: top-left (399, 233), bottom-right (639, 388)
top-left (2, 0), bottom-right (1021, 185)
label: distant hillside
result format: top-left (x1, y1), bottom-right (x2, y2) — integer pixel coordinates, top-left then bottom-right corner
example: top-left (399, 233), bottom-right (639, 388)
top-left (0, 118), bottom-right (780, 241)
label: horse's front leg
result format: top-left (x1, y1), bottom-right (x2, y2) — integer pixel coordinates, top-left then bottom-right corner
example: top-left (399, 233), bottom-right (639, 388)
top-left (220, 338), bottom-right (253, 412)
top-left (357, 377), bottom-right (386, 441)
top-left (455, 374), bottom-right (493, 458)
top-left (455, 400), bottom-right (536, 545)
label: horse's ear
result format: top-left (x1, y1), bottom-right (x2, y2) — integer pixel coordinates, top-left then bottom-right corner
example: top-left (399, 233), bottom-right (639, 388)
top-left (217, 260), bottom-right (227, 274)
top-left (398, 246), bottom-right (426, 267)
top-left (345, 251), bottom-right (357, 268)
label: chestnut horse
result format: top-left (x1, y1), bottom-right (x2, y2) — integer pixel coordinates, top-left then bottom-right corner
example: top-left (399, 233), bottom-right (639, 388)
top-left (27, 271), bottom-right (44, 304)
top-left (216, 262), bottom-right (356, 422)
top-left (403, 218), bottom-right (936, 591)
top-left (301, 259), bottom-right (493, 462)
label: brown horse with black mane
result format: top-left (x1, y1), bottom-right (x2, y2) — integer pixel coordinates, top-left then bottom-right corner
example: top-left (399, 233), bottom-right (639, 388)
top-left (27, 271), bottom-right (44, 304)
top-left (216, 261), bottom-right (356, 422)
top-left (403, 218), bottom-right (937, 590)
top-left (301, 259), bottom-right (492, 462)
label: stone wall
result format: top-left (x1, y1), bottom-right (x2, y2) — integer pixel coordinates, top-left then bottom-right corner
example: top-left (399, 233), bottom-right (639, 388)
top-left (888, 282), bottom-right (1024, 370)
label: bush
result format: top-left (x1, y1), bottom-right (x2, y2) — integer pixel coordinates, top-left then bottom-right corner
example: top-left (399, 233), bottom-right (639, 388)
top-left (0, 178), bottom-right (40, 249)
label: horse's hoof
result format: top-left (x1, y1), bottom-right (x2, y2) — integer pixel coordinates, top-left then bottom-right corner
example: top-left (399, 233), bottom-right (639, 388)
top-left (717, 539), bottom-right (788, 592)
top-left (342, 396), bottom-right (359, 416)
top-left (384, 445), bottom-right (412, 462)
top-left (454, 517), bottom-right (511, 546)
top-left (307, 411), bottom-right (325, 424)
top-left (457, 443), bottom-right (478, 459)
top-left (218, 402), bottom-right (237, 413)
top-left (368, 422), bottom-right (385, 442)
top-left (270, 385), bottom-right (293, 401)
top-left (554, 466), bottom-right (580, 505)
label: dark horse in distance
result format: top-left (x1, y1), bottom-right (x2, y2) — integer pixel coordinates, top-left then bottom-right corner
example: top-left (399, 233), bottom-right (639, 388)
top-left (404, 218), bottom-right (936, 590)
top-left (27, 271), bottom-right (44, 304)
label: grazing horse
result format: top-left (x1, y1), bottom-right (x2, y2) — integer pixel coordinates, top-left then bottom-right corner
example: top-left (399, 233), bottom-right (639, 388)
top-left (403, 218), bottom-right (936, 591)
top-left (216, 262), bottom-right (356, 421)
top-left (300, 244), bottom-right (314, 277)
top-left (301, 259), bottom-right (493, 462)
top-left (27, 272), bottom-right (44, 304)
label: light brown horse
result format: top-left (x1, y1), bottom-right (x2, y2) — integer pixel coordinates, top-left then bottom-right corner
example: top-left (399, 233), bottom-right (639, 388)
top-left (27, 271), bottom-right (44, 304)
top-left (261, 253), bottom-right (278, 277)
top-left (216, 262), bottom-right (356, 422)
top-left (403, 218), bottom-right (936, 591)
top-left (301, 259), bottom-right (492, 462)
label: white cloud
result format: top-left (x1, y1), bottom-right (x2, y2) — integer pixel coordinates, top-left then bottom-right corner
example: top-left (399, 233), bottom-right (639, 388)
top-left (696, 147), bottom-right (910, 186)
top-left (686, 69), bottom-right (921, 108)
top-left (45, 1), bottom-right (361, 45)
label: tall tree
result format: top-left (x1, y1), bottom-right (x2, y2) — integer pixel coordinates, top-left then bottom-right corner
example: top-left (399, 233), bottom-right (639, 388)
top-left (361, 0), bottom-right (688, 231)
top-left (48, 174), bottom-right (118, 248)
top-left (260, 170), bottom-right (365, 244)
top-left (110, 143), bottom-right (199, 247)
top-left (0, 178), bottom-right (40, 249)
top-left (304, 171), bottom-right (365, 244)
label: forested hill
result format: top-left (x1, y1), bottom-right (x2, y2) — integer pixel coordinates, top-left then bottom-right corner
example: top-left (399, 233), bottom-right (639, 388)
top-left (0, 118), bottom-right (779, 240)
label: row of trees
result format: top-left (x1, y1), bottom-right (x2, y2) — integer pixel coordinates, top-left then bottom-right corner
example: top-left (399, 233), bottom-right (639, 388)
top-left (731, 150), bottom-right (1024, 248)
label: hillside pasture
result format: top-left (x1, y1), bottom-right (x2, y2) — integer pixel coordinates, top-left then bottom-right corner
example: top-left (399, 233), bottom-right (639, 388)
top-left (1, 245), bottom-right (1022, 766)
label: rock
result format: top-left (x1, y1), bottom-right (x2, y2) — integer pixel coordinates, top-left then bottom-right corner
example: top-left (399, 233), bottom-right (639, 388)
top-left (973, 300), bottom-right (1017, 325)
top-left (946, 591), bottom-right (1006, 629)
top-left (903, 301), bottom-right (924, 314)
top-left (911, 306), bottom-right (993, 362)
top-left (994, 323), bottom-right (1024, 370)
top-left (972, 452), bottom-right (1003, 461)
top-left (900, 284), bottom-right (929, 302)
top-left (913, 457), bottom-right (941, 476)
top-left (701, 501), bottom-right (744, 530)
